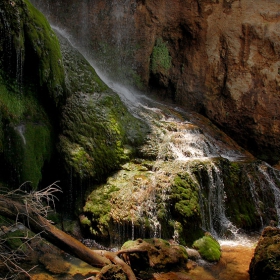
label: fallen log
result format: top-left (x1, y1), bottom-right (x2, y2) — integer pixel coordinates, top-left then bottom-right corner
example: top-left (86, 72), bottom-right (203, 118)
top-left (0, 195), bottom-right (110, 267)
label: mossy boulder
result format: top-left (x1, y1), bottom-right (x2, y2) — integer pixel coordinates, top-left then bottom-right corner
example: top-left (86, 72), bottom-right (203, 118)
top-left (170, 172), bottom-right (202, 244)
top-left (192, 234), bottom-right (221, 262)
top-left (121, 238), bottom-right (187, 278)
top-left (249, 227), bottom-right (280, 280)
top-left (57, 30), bottom-right (148, 183)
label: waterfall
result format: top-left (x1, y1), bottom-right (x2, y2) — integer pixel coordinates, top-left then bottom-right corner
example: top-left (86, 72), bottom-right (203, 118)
top-left (30, 2), bottom-right (280, 244)
top-left (55, 26), bottom-right (280, 243)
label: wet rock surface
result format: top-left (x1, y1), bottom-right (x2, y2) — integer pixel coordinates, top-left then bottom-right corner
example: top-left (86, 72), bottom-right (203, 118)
top-left (121, 238), bottom-right (188, 279)
top-left (249, 227), bottom-right (280, 280)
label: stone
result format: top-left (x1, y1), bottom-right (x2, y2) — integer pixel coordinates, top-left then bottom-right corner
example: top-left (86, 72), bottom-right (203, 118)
top-left (121, 238), bottom-right (188, 278)
top-left (249, 226), bottom-right (280, 280)
top-left (192, 234), bottom-right (221, 262)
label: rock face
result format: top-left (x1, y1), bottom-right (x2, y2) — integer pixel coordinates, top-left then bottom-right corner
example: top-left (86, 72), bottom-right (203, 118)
top-left (249, 227), bottom-right (280, 280)
top-left (30, 0), bottom-right (280, 164)
top-left (0, 0), bottom-right (65, 188)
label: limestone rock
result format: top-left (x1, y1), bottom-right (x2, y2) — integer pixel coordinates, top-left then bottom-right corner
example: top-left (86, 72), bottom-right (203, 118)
top-left (121, 238), bottom-right (188, 278)
top-left (249, 227), bottom-right (280, 280)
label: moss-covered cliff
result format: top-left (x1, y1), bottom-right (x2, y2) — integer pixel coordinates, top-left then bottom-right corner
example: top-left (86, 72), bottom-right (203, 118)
top-left (0, 0), bottom-right (65, 187)
top-left (0, 0), bottom-right (148, 191)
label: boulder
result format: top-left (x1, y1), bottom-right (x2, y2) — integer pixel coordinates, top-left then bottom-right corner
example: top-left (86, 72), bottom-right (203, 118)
top-left (192, 233), bottom-right (221, 262)
top-left (249, 227), bottom-right (280, 280)
top-left (121, 238), bottom-right (188, 279)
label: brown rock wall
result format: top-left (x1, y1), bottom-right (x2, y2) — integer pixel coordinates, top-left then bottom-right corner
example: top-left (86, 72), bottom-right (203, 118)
top-left (31, 0), bottom-right (280, 163)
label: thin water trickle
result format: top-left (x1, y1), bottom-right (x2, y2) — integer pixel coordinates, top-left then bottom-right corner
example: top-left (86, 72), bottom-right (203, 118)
top-left (258, 163), bottom-right (280, 226)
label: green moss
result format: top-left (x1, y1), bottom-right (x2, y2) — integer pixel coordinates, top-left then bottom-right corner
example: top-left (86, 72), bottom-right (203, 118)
top-left (24, 0), bottom-right (65, 104)
top-left (0, 73), bottom-right (53, 188)
top-left (57, 30), bottom-right (148, 182)
top-left (5, 230), bottom-right (28, 252)
top-left (0, 0), bottom-right (66, 105)
top-left (220, 159), bottom-right (261, 229)
top-left (193, 234), bottom-right (221, 262)
top-left (83, 184), bottom-right (120, 238)
top-left (60, 91), bottom-right (148, 181)
top-left (0, 0), bottom-right (64, 188)
top-left (169, 173), bottom-right (202, 245)
top-left (150, 38), bottom-right (172, 74)
top-left (171, 173), bottom-right (200, 223)
top-left (21, 122), bottom-right (52, 187)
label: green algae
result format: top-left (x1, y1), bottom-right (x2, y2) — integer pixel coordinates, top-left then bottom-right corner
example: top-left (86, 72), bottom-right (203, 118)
top-left (150, 38), bottom-right (172, 74)
top-left (193, 234), bottom-right (221, 262)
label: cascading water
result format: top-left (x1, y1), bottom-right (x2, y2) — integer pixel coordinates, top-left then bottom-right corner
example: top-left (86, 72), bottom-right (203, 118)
top-left (43, 26), bottom-right (280, 250)
top-left (30, 1), bottom-right (280, 246)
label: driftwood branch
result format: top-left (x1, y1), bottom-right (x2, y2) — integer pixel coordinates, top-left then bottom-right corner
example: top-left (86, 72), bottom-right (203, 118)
top-left (0, 195), bottom-right (110, 268)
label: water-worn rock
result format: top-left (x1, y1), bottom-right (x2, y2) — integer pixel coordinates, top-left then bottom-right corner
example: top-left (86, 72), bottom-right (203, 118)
top-left (121, 238), bottom-right (188, 279)
top-left (56, 30), bottom-right (148, 186)
top-left (249, 226), bottom-right (280, 280)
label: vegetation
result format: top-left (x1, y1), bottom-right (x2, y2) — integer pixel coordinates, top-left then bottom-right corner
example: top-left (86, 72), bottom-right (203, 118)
top-left (58, 31), bottom-right (148, 183)
top-left (170, 173), bottom-right (202, 244)
top-left (193, 234), bottom-right (221, 262)
top-left (0, 0), bottom-right (65, 188)
top-left (150, 38), bottom-right (172, 74)
top-left (82, 184), bottom-right (120, 238)
top-left (0, 73), bottom-right (53, 188)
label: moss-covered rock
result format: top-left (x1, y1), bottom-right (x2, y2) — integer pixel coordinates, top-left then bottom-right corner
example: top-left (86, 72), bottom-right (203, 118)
top-left (0, 0), bottom-right (65, 188)
top-left (0, 0), bottom-right (65, 105)
top-left (150, 38), bottom-right (172, 75)
top-left (192, 233), bottom-right (221, 262)
top-left (57, 31), bottom-right (148, 183)
top-left (170, 172), bottom-right (202, 244)
top-left (0, 73), bottom-right (53, 187)
top-left (249, 227), bottom-right (280, 280)
top-left (82, 184), bottom-right (120, 238)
